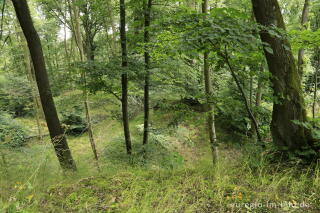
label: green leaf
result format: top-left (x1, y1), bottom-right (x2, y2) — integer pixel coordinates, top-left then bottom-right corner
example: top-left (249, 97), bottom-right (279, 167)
top-left (264, 46), bottom-right (274, 54)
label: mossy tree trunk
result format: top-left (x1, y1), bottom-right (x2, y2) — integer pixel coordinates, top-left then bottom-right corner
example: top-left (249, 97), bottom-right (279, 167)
top-left (251, 0), bottom-right (313, 150)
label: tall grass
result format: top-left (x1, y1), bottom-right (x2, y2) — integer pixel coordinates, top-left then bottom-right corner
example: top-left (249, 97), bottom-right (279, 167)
top-left (1, 93), bottom-right (319, 212)
top-left (1, 141), bottom-right (319, 212)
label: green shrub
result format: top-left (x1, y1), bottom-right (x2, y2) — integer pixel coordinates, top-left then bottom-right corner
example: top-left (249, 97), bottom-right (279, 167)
top-left (60, 105), bottom-right (87, 136)
top-left (0, 112), bottom-right (28, 147)
top-left (0, 75), bottom-right (34, 117)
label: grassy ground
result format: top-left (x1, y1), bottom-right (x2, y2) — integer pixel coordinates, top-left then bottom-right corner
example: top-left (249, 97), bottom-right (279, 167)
top-left (0, 92), bottom-right (319, 212)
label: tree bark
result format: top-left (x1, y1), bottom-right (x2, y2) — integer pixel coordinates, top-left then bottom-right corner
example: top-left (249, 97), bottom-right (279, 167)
top-left (297, 0), bottom-right (310, 76)
top-left (251, 0), bottom-right (313, 150)
top-left (202, 0), bottom-right (218, 164)
top-left (143, 0), bottom-right (152, 145)
top-left (12, 0), bottom-right (76, 171)
top-left (120, 0), bottom-right (132, 155)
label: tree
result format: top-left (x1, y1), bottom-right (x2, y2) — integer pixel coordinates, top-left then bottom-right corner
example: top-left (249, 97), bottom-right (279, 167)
top-left (251, 0), bottom-right (314, 151)
top-left (143, 0), bottom-right (152, 145)
top-left (120, 0), bottom-right (132, 155)
top-left (298, 0), bottom-right (310, 76)
top-left (19, 32), bottom-right (43, 141)
top-left (12, 0), bottom-right (77, 170)
top-left (202, 0), bottom-right (218, 163)
top-left (70, 0), bottom-right (99, 161)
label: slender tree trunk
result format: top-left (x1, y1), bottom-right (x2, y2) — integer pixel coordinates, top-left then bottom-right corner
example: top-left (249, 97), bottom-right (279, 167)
top-left (249, 74), bottom-right (255, 135)
top-left (63, 6), bottom-right (70, 67)
top-left (224, 48), bottom-right (262, 144)
top-left (143, 0), bottom-right (152, 145)
top-left (106, 0), bottom-right (118, 58)
top-left (12, 0), bottom-right (76, 171)
top-left (202, 0), bottom-right (218, 164)
top-left (313, 71), bottom-right (318, 119)
top-left (0, 0), bottom-right (6, 40)
top-left (251, 0), bottom-right (313, 150)
top-left (71, 0), bottom-right (98, 161)
top-left (70, 0), bottom-right (84, 59)
top-left (84, 89), bottom-right (98, 161)
top-left (120, 0), bottom-right (132, 155)
top-left (256, 65), bottom-right (264, 108)
top-left (16, 20), bottom-right (45, 121)
top-left (21, 34), bottom-right (43, 141)
top-left (298, 0), bottom-right (310, 76)
top-left (249, 77), bottom-right (253, 106)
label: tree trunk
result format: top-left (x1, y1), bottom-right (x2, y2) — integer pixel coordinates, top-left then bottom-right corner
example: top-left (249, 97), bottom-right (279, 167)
top-left (106, 0), bottom-right (118, 58)
top-left (256, 65), bottom-right (264, 108)
top-left (202, 0), bottom-right (218, 164)
top-left (297, 0), bottom-right (310, 76)
top-left (0, 0), bottom-right (6, 40)
top-left (12, 0), bottom-right (76, 171)
top-left (251, 0), bottom-right (313, 150)
top-left (21, 33), bottom-right (43, 141)
top-left (120, 0), bottom-right (132, 155)
top-left (63, 4), bottom-right (70, 67)
top-left (143, 0), bottom-right (152, 145)
top-left (313, 70), bottom-right (318, 119)
top-left (71, 0), bottom-right (98, 161)
top-left (249, 74), bottom-right (255, 136)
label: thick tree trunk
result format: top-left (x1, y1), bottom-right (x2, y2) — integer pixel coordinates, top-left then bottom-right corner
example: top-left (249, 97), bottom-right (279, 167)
top-left (251, 0), bottom-right (313, 150)
top-left (202, 0), bottom-right (218, 164)
top-left (120, 0), bottom-right (132, 155)
top-left (143, 0), bottom-right (152, 145)
top-left (298, 0), bottom-right (310, 76)
top-left (12, 0), bottom-right (76, 170)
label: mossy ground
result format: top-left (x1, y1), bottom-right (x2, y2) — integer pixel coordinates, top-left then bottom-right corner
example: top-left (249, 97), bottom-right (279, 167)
top-left (0, 92), bottom-right (319, 212)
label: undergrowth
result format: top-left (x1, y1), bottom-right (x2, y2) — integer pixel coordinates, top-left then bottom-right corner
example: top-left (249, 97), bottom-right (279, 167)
top-left (1, 142), bottom-right (319, 212)
top-left (0, 93), bottom-right (319, 212)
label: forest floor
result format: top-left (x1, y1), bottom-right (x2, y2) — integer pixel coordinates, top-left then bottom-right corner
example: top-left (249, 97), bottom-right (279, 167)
top-left (0, 92), bottom-right (319, 212)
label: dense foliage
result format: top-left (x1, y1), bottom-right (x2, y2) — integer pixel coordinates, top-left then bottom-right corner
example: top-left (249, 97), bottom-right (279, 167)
top-left (1, 0), bottom-right (320, 211)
